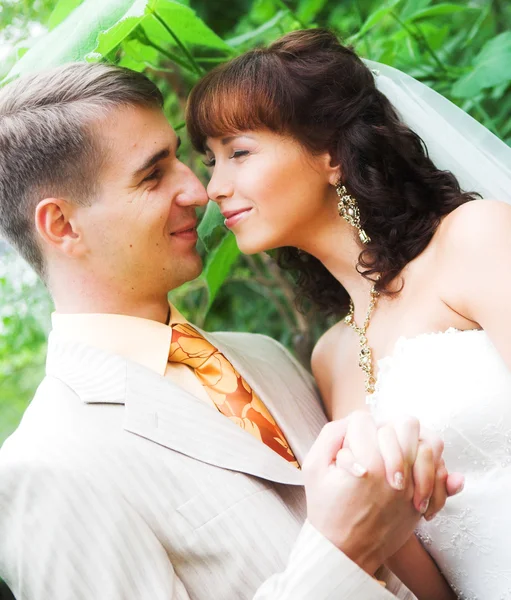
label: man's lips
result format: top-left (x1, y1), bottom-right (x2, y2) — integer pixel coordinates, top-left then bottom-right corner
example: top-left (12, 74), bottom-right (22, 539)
top-left (222, 208), bottom-right (252, 229)
top-left (171, 222), bottom-right (198, 240)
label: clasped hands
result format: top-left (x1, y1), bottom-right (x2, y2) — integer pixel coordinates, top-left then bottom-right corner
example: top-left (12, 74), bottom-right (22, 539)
top-left (303, 411), bottom-right (464, 576)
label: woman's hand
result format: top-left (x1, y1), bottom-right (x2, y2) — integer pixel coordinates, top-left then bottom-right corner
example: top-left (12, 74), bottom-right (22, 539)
top-left (339, 414), bottom-right (464, 518)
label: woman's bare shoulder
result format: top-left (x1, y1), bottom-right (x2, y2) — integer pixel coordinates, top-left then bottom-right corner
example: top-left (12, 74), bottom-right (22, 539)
top-left (437, 199), bottom-right (511, 249)
top-left (434, 199), bottom-right (511, 316)
top-left (312, 319), bottom-right (346, 368)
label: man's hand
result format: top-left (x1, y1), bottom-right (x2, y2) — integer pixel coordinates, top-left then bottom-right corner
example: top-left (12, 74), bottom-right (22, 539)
top-left (303, 412), bottom-right (424, 575)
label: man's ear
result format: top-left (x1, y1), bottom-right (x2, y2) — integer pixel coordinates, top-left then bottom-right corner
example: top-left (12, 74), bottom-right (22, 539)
top-left (34, 198), bottom-right (86, 258)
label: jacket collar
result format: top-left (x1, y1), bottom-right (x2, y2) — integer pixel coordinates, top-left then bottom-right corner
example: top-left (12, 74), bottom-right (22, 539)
top-left (46, 331), bottom-right (327, 485)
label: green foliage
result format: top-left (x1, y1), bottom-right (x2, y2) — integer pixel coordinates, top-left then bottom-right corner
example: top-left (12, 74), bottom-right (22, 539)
top-left (1, 0), bottom-right (510, 447)
top-left (0, 250), bottom-right (51, 443)
top-left (202, 233), bottom-right (241, 310)
top-left (453, 32), bottom-right (511, 97)
top-left (48, 0), bottom-right (89, 29)
top-left (196, 201), bottom-right (225, 251)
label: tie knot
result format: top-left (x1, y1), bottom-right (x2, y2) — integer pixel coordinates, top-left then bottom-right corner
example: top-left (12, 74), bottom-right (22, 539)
top-left (169, 323), bottom-right (218, 369)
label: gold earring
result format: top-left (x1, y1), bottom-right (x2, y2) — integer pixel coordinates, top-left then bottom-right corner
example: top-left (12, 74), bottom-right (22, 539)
top-left (335, 182), bottom-right (371, 244)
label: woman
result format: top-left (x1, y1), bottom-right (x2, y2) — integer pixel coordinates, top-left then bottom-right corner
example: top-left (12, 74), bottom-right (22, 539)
top-left (186, 29), bottom-right (511, 600)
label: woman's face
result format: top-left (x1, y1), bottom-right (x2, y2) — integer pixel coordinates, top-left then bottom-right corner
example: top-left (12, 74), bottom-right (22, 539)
top-left (205, 129), bottom-right (340, 254)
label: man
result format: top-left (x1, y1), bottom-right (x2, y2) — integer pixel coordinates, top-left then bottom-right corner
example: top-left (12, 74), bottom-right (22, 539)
top-left (0, 63), bottom-right (461, 599)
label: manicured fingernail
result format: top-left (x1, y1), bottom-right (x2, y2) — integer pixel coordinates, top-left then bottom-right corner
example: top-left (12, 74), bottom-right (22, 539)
top-left (453, 481), bottom-right (465, 495)
top-left (425, 511), bottom-right (438, 521)
top-left (352, 463), bottom-right (368, 477)
top-left (419, 499), bottom-right (429, 514)
top-left (393, 472), bottom-right (405, 490)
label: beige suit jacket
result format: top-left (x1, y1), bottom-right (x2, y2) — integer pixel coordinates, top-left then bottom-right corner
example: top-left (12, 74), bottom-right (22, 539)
top-left (0, 328), bottom-right (413, 599)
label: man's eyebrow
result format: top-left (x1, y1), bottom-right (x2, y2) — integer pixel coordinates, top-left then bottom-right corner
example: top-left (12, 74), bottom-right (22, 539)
top-left (133, 148), bottom-right (170, 178)
top-left (132, 137), bottom-right (181, 178)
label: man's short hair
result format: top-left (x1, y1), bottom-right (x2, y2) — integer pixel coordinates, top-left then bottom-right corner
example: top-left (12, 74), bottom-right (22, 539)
top-left (0, 63), bottom-right (164, 278)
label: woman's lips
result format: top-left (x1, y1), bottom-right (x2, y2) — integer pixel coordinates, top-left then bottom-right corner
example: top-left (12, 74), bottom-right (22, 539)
top-left (223, 208), bottom-right (252, 229)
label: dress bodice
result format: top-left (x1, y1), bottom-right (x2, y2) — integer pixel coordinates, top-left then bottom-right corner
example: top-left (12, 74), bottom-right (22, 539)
top-left (370, 328), bottom-right (511, 599)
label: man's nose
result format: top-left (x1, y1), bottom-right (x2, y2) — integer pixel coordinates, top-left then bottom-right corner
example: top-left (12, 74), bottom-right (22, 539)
top-left (175, 164), bottom-right (209, 207)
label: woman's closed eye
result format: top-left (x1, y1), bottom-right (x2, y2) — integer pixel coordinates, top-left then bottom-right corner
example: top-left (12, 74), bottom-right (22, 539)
top-left (230, 150), bottom-right (250, 159)
top-left (203, 150), bottom-right (250, 168)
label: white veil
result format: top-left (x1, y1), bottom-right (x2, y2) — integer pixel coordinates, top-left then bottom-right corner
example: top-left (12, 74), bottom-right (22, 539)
top-left (363, 59), bottom-right (511, 205)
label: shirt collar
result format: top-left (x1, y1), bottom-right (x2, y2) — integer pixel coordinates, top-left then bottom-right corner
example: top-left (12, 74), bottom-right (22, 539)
top-left (51, 304), bottom-right (187, 376)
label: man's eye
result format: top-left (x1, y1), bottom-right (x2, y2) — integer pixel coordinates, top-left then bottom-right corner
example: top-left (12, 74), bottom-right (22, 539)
top-left (202, 157), bottom-right (215, 167)
top-left (143, 168), bottom-right (161, 182)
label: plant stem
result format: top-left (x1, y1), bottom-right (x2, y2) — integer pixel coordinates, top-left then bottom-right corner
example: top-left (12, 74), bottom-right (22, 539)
top-left (391, 11), bottom-right (448, 73)
top-left (259, 253), bottom-right (309, 335)
top-left (226, 277), bottom-right (297, 332)
top-left (141, 37), bottom-right (198, 74)
top-left (273, 0), bottom-right (308, 29)
top-left (474, 100), bottom-right (502, 138)
top-left (352, 0), bottom-right (371, 56)
top-left (196, 57), bottom-right (232, 64)
top-left (151, 10), bottom-right (204, 76)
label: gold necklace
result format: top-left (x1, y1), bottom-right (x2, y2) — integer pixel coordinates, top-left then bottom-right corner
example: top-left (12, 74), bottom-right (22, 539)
top-left (344, 284), bottom-right (380, 396)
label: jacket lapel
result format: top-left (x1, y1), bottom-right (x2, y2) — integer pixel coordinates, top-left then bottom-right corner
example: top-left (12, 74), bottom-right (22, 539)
top-left (46, 332), bottom-right (305, 485)
top-left (200, 330), bottom-right (328, 466)
top-left (124, 360), bottom-right (303, 485)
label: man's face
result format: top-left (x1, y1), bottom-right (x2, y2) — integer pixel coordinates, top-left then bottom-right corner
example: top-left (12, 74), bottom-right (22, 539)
top-left (75, 104), bottom-right (208, 298)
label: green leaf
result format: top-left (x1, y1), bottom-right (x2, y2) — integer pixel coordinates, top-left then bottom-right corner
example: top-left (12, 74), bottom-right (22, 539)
top-left (92, 0), bottom-right (151, 58)
top-left (407, 3), bottom-right (474, 21)
top-left (4, 0), bottom-right (233, 83)
top-left (122, 37), bottom-right (160, 66)
top-left (297, 0), bottom-right (327, 23)
top-left (453, 32), bottom-right (511, 98)
top-left (226, 10), bottom-right (286, 48)
top-left (353, 0), bottom-right (402, 39)
top-left (406, 21), bottom-right (449, 51)
top-left (143, 1), bottom-right (234, 54)
top-left (399, 0), bottom-right (431, 20)
top-left (202, 233), bottom-right (240, 310)
top-left (3, 0), bottom-right (148, 81)
top-left (47, 0), bottom-right (84, 30)
top-left (198, 201), bottom-right (225, 251)
top-left (116, 53), bottom-right (146, 71)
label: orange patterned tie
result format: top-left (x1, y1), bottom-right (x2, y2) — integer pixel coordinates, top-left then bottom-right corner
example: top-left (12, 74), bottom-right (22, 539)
top-left (169, 323), bottom-right (299, 468)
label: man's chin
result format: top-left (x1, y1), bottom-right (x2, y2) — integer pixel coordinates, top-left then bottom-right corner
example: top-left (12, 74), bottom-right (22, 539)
top-left (167, 255), bottom-right (203, 290)
top-left (189, 255), bottom-right (204, 281)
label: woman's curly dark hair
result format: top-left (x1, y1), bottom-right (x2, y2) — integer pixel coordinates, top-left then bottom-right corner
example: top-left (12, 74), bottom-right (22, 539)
top-left (187, 28), bottom-right (478, 317)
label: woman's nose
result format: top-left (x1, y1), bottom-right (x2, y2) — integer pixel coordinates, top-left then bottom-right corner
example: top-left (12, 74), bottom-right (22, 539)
top-left (207, 168), bottom-right (233, 204)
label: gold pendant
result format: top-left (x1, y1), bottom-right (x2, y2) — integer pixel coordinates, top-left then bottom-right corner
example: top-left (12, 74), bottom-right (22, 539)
top-left (345, 284), bottom-right (380, 396)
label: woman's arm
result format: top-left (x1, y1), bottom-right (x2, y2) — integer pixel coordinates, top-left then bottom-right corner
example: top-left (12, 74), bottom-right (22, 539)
top-left (439, 200), bottom-right (511, 369)
top-left (312, 322), bottom-right (364, 420)
top-left (386, 535), bottom-right (456, 600)
top-left (311, 322), bottom-right (342, 420)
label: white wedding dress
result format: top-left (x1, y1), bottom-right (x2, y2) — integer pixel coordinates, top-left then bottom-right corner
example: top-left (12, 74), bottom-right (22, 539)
top-left (369, 327), bottom-right (511, 600)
